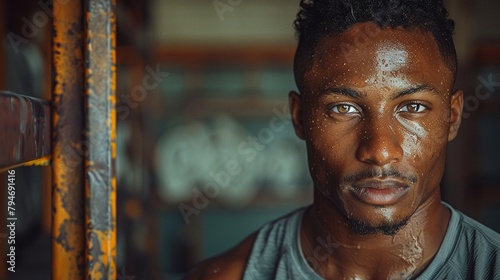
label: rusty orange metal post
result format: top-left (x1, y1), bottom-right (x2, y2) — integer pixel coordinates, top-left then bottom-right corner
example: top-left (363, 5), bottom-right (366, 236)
top-left (52, 0), bottom-right (117, 279)
top-left (52, 0), bottom-right (86, 278)
top-left (53, 0), bottom-right (117, 278)
top-left (1, 0), bottom-right (115, 278)
top-left (84, 0), bottom-right (117, 279)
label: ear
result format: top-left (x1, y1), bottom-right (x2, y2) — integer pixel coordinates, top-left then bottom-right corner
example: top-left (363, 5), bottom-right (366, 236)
top-left (448, 89), bottom-right (464, 142)
top-left (289, 91), bottom-right (305, 140)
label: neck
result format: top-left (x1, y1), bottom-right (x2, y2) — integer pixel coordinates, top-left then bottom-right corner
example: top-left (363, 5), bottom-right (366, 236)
top-left (300, 189), bottom-right (450, 279)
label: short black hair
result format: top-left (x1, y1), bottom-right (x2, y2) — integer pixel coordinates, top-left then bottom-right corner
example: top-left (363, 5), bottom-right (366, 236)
top-left (293, 0), bottom-right (457, 90)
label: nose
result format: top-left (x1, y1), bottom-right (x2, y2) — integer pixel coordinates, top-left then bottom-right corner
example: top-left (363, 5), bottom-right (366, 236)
top-left (356, 119), bottom-right (403, 166)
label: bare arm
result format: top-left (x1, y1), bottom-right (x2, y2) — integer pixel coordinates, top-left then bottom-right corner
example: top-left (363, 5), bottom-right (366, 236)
top-left (184, 232), bottom-right (258, 280)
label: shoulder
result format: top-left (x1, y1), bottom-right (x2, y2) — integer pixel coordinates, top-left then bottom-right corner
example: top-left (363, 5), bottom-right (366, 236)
top-left (448, 209), bottom-right (500, 278)
top-left (415, 206), bottom-right (500, 279)
top-left (184, 207), bottom-right (308, 280)
top-left (184, 232), bottom-right (258, 280)
top-left (458, 211), bottom-right (500, 248)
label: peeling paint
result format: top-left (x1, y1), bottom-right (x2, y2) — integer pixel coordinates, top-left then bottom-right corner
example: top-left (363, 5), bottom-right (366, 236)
top-left (84, 0), bottom-right (117, 279)
top-left (52, 0), bottom-right (86, 279)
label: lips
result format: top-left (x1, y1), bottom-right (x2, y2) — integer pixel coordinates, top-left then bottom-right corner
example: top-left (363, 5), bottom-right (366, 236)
top-left (350, 179), bottom-right (410, 206)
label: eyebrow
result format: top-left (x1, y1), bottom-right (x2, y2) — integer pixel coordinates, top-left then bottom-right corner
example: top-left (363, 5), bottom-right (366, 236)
top-left (319, 88), bottom-right (364, 99)
top-left (319, 84), bottom-right (437, 99)
top-left (393, 84), bottom-right (438, 99)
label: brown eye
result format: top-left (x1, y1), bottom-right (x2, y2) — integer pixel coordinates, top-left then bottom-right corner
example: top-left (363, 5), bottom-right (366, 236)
top-left (401, 103), bottom-right (427, 113)
top-left (331, 104), bottom-right (357, 114)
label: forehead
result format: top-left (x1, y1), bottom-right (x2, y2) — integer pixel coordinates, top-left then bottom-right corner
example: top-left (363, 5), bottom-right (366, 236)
top-left (303, 22), bottom-right (452, 94)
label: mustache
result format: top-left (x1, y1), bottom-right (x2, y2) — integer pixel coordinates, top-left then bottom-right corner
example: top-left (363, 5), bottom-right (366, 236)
top-left (341, 168), bottom-right (418, 186)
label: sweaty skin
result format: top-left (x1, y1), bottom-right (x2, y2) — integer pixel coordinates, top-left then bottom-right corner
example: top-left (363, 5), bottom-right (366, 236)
top-left (185, 22), bottom-right (463, 280)
top-left (291, 22), bottom-right (463, 279)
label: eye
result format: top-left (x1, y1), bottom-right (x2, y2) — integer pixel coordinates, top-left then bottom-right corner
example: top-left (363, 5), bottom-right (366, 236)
top-left (400, 103), bottom-right (428, 113)
top-left (331, 104), bottom-right (359, 114)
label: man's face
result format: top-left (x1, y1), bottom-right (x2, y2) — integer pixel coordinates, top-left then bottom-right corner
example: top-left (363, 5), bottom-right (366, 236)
top-left (290, 22), bottom-right (463, 234)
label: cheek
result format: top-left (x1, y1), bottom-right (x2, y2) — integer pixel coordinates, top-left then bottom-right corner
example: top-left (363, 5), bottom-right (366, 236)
top-left (401, 129), bottom-right (422, 159)
top-left (399, 117), bottom-right (449, 167)
top-left (401, 132), bottom-right (444, 176)
top-left (398, 119), bottom-right (427, 161)
top-left (304, 105), bottom-right (333, 154)
top-left (307, 118), bottom-right (355, 164)
top-left (398, 120), bottom-right (448, 205)
top-left (305, 120), bottom-right (353, 189)
top-left (307, 129), bottom-right (340, 172)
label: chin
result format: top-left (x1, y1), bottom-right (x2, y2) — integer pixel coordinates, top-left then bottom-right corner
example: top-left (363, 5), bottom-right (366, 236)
top-left (346, 214), bottom-right (411, 236)
top-left (341, 202), bottom-right (414, 236)
top-left (339, 184), bottom-right (420, 232)
top-left (318, 185), bottom-right (417, 236)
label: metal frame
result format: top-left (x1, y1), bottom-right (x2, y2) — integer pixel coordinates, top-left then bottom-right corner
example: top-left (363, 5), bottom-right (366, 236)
top-left (0, 92), bottom-right (51, 171)
top-left (84, 0), bottom-right (117, 278)
top-left (1, 0), bottom-right (117, 279)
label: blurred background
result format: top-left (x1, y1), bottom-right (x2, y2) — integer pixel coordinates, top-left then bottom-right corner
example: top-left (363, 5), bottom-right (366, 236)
top-left (0, 0), bottom-right (499, 279)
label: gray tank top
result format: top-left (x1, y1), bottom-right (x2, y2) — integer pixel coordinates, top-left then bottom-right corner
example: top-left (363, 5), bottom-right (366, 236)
top-left (242, 207), bottom-right (321, 279)
top-left (242, 204), bottom-right (500, 279)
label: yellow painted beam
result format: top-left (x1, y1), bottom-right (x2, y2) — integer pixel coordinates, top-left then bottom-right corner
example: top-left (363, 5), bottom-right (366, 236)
top-left (52, 0), bottom-right (86, 278)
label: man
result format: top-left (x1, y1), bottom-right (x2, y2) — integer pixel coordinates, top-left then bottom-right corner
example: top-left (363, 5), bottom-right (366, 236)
top-left (186, 0), bottom-right (500, 279)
